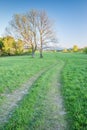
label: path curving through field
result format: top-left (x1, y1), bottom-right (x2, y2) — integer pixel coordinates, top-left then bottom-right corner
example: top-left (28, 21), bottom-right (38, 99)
top-left (0, 69), bottom-right (47, 125)
top-left (0, 61), bottom-right (67, 130)
top-left (29, 61), bottom-right (67, 130)
top-left (41, 61), bottom-right (67, 130)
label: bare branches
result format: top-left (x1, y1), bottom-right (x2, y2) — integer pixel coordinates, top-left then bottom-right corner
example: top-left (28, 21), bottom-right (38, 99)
top-left (5, 9), bottom-right (58, 58)
top-left (37, 10), bottom-right (57, 57)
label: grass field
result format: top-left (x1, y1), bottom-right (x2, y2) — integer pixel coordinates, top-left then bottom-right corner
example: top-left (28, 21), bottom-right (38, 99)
top-left (0, 52), bottom-right (87, 130)
top-left (0, 53), bottom-right (58, 94)
top-left (61, 54), bottom-right (87, 130)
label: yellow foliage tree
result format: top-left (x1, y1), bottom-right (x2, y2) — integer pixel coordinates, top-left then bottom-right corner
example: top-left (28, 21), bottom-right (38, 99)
top-left (13, 39), bottom-right (24, 54)
top-left (3, 36), bottom-right (15, 55)
top-left (63, 48), bottom-right (68, 53)
top-left (73, 45), bottom-right (78, 52)
top-left (2, 36), bottom-right (24, 55)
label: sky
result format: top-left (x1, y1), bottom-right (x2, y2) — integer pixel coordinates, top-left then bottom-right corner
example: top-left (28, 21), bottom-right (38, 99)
top-left (0, 0), bottom-right (87, 48)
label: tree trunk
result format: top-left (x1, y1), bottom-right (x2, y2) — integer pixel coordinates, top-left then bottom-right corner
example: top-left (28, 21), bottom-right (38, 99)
top-left (40, 48), bottom-right (43, 58)
top-left (32, 51), bottom-right (35, 58)
top-left (31, 45), bottom-right (35, 58)
top-left (32, 45), bottom-right (36, 58)
top-left (40, 34), bottom-right (43, 58)
top-left (31, 33), bottom-right (37, 58)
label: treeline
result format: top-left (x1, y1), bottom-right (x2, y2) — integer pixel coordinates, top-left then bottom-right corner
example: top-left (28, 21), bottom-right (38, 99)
top-left (62, 45), bottom-right (87, 54)
top-left (0, 36), bottom-right (30, 56)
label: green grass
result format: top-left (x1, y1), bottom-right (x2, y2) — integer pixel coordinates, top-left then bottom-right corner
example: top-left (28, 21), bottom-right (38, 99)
top-left (0, 53), bottom-right (58, 94)
top-left (0, 52), bottom-right (87, 130)
top-left (2, 60), bottom-right (64, 130)
top-left (61, 53), bottom-right (87, 130)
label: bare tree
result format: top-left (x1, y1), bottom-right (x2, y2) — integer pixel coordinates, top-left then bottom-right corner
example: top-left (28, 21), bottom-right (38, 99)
top-left (26, 9), bottom-right (38, 57)
top-left (37, 11), bottom-right (57, 58)
top-left (6, 10), bottom-right (38, 57)
top-left (5, 9), bottom-right (57, 58)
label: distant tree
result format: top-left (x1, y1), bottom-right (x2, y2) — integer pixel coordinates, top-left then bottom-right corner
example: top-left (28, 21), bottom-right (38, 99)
top-left (73, 45), bottom-right (78, 52)
top-left (63, 48), bottom-right (68, 53)
top-left (83, 47), bottom-right (87, 54)
top-left (0, 39), bottom-right (4, 55)
top-left (13, 39), bottom-right (24, 54)
top-left (2, 36), bottom-right (15, 55)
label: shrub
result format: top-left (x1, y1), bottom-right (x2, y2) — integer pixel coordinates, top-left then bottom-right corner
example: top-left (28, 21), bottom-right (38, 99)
top-left (83, 47), bottom-right (87, 54)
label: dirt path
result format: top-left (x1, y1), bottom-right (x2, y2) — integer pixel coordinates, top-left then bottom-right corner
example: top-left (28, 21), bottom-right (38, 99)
top-left (27, 62), bottom-right (67, 130)
top-left (43, 65), bottom-right (67, 130)
top-left (0, 62), bottom-right (67, 129)
top-left (0, 69), bottom-right (46, 125)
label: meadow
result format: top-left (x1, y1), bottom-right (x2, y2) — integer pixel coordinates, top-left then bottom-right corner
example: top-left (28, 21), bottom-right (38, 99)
top-left (60, 53), bottom-right (87, 130)
top-left (0, 53), bottom-right (58, 94)
top-left (0, 52), bottom-right (87, 130)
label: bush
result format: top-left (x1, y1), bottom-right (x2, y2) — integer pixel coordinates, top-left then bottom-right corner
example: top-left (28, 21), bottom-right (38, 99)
top-left (83, 47), bottom-right (87, 54)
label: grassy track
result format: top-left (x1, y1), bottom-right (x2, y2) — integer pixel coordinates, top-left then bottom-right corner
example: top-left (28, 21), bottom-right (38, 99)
top-left (1, 60), bottom-right (67, 130)
top-left (0, 52), bottom-right (87, 130)
top-left (0, 53), bottom-right (58, 94)
top-left (0, 67), bottom-right (49, 125)
top-left (0, 53), bottom-right (58, 106)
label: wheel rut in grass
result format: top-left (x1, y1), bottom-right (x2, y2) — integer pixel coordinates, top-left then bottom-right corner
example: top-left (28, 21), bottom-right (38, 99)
top-left (35, 61), bottom-right (67, 130)
top-left (26, 61), bottom-right (67, 130)
top-left (0, 68), bottom-right (49, 125)
top-left (0, 62), bottom-right (67, 130)
top-left (43, 64), bottom-right (67, 130)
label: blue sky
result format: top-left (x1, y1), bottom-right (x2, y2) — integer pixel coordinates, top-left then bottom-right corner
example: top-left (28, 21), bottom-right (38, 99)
top-left (0, 0), bottom-right (87, 48)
